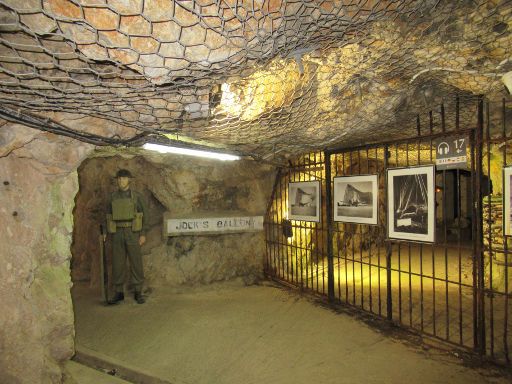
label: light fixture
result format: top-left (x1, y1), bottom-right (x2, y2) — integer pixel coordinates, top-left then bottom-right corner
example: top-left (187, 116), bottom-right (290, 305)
top-left (502, 71), bottom-right (512, 94)
top-left (142, 143), bottom-right (241, 161)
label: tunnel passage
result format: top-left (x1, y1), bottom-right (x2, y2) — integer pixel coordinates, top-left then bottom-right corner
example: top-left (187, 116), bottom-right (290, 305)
top-left (70, 151), bottom-right (275, 295)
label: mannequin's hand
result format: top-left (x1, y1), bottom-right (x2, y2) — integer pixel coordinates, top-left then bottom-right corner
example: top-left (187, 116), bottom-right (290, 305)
top-left (139, 235), bottom-right (146, 246)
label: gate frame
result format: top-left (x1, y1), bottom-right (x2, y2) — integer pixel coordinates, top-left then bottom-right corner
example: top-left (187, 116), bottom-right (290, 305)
top-left (264, 96), bottom-right (512, 363)
top-left (323, 96), bottom-right (485, 353)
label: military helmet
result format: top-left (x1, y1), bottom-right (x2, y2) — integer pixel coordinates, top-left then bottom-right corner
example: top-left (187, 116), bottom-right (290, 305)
top-left (116, 169), bottom-right (133, 178)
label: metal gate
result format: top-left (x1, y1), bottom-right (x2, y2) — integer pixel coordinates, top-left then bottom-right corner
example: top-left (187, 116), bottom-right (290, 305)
top-left (265, 96), bottom-right (511, 364)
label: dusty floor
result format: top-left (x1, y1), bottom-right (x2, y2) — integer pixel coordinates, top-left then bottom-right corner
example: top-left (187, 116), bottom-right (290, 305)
top-left (273, 243), bottom-right (512, 360)
top-left (72, 280), bottom-right (511, 384)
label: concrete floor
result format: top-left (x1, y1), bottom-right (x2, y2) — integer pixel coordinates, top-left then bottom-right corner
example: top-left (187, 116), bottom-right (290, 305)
top-left (274, 243), bottom-right (512, 361)
top-left (64, 361), bottom-right (131, 384)
top-left (71, 280), bottom-right (511, 384)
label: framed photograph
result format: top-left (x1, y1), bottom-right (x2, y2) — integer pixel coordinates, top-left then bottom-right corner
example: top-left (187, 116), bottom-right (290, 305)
top-left (333, 174), bottom-right (378, 224)
top-left (504, 167), bottom-right (512, 236)
top-left (387, 165), bottom-right (435, 243)
top-left (288, 181), bottom-right (321, 222)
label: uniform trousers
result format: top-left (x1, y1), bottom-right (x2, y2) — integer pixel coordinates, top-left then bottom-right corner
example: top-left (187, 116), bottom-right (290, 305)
top-left (111, 227), bottom-right (144, 293)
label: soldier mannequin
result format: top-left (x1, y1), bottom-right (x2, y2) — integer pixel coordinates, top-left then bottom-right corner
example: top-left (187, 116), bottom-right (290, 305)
top-left (106, 169), bottom-right (148, 304)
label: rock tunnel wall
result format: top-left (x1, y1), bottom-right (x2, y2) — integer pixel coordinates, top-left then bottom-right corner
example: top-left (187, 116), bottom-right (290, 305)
top-left (0, 122), bottom-right (275, 383)
top-left (0, 123), bottom-right (94, 383)
top-left (72, 151), bottom-right (276, 290)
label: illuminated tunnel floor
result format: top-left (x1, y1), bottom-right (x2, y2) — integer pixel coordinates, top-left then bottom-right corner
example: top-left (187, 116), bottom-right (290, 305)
top-left (273, 245), bottom-right (512, 363)
top-left (72, 281), bottom-right (510, 384)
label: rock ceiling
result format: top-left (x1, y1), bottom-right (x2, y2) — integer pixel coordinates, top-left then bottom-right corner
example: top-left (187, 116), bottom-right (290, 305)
top-left (0, 0), bottom-right (510, 162)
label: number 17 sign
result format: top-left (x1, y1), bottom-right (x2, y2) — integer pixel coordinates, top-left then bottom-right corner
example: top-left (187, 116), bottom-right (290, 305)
top-left (435, 136), bottom-right (468, 170)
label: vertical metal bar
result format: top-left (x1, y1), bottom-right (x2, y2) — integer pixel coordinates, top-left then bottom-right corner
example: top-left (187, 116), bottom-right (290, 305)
top-left (441, 102), bottom-right (450, 340)
top-left (359, 150), bottom-right (364, 308)
top-left (475, 96), bottom-right (485, 354)
top-left (386, 242), bottom-right (393, 321)
top-left (441, 103), bottom-right (446, 133)
top-left (385, 143), bottom-right (392, 320)
top-left (298, 157), bottom-right (304, 288)
top-left (299, 225), bottom-right (304, 290)
top-left (264, 207), bottom-right (271, 278)
top-left (289, 167), bottom-right (295, 283)
top-left (337, 189), bottom-right (342, 301)
top-left (315, 152), bottom-right (327, 292)
top-left (292, 188), bottom-right (297, 284)
top-left (503, 97), bottom-right (510, 363)
top-left (271, 178), bottom-right (277, 279)
top-left (322, 153), bottom-right (327, 296)
top-left (266, 169), bottom-right (282, 276)
top-left (377, 147), bottom-right (382, 316)
top-left (420, 230), bottom-right (424, 332)
top-left (343, 152), bottom-right (349, 302)
top-left (406, 140), bottom-right (412, 327)
top-left (350, 151), bottom-right (356, 305)
top-left (408, 241), bottom-right (412, 327)
top-left (418, 116), bottom-right (424, 332)
top-left (305, 224), bottom-right (310, 290)
top-left (282, 176), bottom-right (287, 281)
top-left (456, 96), bottom-right (460, 132)
top-left (311, 153), bottom-right (317, 292)
top-left (470, 115), bottom-right (478, 350)
top-left (325, 151), bottom-right (335, 302)
top-left (314, 155), bottom-right (321, 294)
top-left (486, 100), bottom-right (494, 357)
top-left (367, 148), bottom-right (372, 312)
top-left (457, 97), bottom-right (463, 345)
top-left (430, 109), bottom-right (437, 337)
top-left (398, 241), bottom-right (402, 323)
top-left (443, 168), bottom-right (449, 340)
top-left (457, 166), bottom-right (463, 345)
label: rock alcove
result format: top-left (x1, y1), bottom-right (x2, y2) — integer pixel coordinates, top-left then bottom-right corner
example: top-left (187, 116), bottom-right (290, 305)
top-left (71, 150), bottom-right (276, 293)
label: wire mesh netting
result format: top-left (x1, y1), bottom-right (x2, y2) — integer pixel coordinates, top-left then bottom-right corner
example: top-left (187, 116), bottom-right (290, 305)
top-left (0, 1), bottom-right (511, 160)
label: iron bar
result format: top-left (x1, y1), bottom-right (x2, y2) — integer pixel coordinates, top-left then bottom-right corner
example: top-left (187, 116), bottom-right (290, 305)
top-left (503, 97), bottom-right (510, 363)
top-left (457, 166), bottom-right (463, 346)
top-left (475, 96), bottom-right (485, 354)
top-left (486, 100), bottom-right (494, 357)
top-left (429, 109), bottom-right (437, 337)
top-left (325, 151), bottom-right (335, 302)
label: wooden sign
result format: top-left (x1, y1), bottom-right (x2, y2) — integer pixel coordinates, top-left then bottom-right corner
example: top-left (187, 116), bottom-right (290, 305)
top-left (165, 215), bottom-right (264, 236)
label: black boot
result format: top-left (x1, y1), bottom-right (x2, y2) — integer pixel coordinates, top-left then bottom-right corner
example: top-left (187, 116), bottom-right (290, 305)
top-left (108, 292), bottom-right (124, 305)
top-left (134, 291), bottom-right (145, 304)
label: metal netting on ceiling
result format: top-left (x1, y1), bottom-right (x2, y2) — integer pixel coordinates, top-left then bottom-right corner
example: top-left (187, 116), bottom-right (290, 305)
top-left (0, 0), bottom-right (510, 161)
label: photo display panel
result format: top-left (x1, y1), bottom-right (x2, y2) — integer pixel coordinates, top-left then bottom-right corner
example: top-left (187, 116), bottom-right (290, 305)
top-left (387, 165), bottom-right (435, 243)
top-left (333, 174), bottom-right (378, 225)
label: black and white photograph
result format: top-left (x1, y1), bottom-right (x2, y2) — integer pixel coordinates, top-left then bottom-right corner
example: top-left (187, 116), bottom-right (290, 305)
top-left (288, 181), bottom-right (321, 222)
top-left (387, 166), bottom-right (435, 242)
top-left (503, 167), bottom-right (512, 236)
top-left (333, 175), bottom-right (378, 224)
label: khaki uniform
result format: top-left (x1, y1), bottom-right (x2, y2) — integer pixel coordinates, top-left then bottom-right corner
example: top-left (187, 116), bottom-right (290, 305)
top-left (107, 189), bottom-right (148, 293)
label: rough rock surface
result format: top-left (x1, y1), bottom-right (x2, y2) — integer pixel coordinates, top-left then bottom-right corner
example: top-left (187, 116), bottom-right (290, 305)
top-left (0, 120), bottom-right (274, 383)
top-left (72, 150), bottom-right (276, 290)
top-left (0, 1), bottom-right (510, 160)
top-left (0, 122), bottom-right (94, 383)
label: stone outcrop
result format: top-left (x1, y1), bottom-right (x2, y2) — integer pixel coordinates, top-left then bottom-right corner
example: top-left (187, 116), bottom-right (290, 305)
top-left (0, 122), bottom-right (94, 383)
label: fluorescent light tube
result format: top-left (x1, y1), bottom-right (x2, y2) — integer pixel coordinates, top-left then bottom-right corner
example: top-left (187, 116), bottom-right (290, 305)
top-left (143, 143), bottom-right (240, 161)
